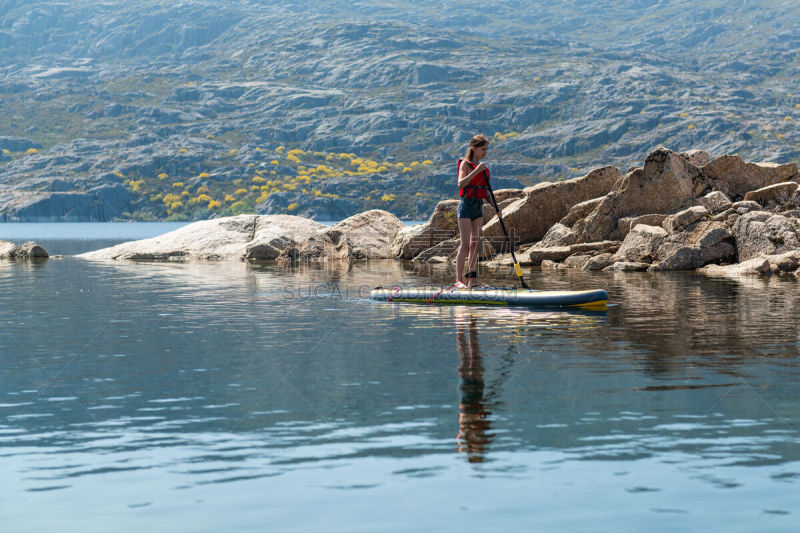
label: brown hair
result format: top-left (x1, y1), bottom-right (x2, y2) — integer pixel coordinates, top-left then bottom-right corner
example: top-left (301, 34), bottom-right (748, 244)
top-left (464, 134), bottom-right (489, 163)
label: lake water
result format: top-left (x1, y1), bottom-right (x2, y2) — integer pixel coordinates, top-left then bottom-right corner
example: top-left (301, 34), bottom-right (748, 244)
top-left (1, 224), bottom-right (799, 532)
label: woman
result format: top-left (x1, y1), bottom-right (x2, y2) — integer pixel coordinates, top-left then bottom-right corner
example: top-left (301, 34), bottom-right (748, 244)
top-left (455, 134), bottom-right (500, 288)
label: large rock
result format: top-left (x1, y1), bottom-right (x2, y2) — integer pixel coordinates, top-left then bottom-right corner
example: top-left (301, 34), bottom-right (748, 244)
top-left (732, 211), bottom-right (800, 262)
top-left (78, 215), bottom-right (321, 261)
top-left (245, 216), bottom-right (327, 259)
top-left (703, 251), bottom-right (800, 277)
top-left (391, 199), bottom-right (458, 259)
top-left (648, 246), bottom-right (701, 271)
top-left (765, 250), bottom-right (800, 273)
top-left (662, 206), bottom-right (709, 234)
top-left (650, 220), bottom-right (736, 271)
top-left (616, 213), bottom-right (668, 239)
top-left (743, 182), bottom-right (799, 207)
top-left (507, 240), bottom-right (619, 267)
top-left (582, 253), bottom-right (616, 271)
top-left (282, 210), bottom-right (406, 261)
top-left (539, 222), bottom-right (579, 247)
top-left (571, 148), bottom-right (704, 243)
top-left (701, 257), bottom-right (771, 276)
top-left (694, 224), bottom-right (737, 265)
top-left (522, 246), bottom-right (573, 266)
top-left (731, 200), bottom-right (763, 215)
top-left (570, 240), bottom-right (622, 255)
top-left (560, 197), bottom-right (605, 227)
top-left (613, 224), bottom-right (668, 263)
top-left (680, 150), bottom-right (711, 167)
top-left (702, 155), bottom-right (797, 199)
top-left (694, 190), bottom-right (732, 214)
top-left (603, 261), bottom-right (650, 272)
top-left (0, 240), bottom-right (49, 259)
top-left (482, 165), bottom-right (621, 244)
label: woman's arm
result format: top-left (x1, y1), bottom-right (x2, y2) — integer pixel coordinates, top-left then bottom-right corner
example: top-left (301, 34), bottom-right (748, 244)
top-left (458, 161), bottom-right (487, 189)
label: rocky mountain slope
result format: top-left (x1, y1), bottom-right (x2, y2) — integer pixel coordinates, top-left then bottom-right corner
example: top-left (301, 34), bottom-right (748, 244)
top-left (1, 0), bottom-right (799, 221)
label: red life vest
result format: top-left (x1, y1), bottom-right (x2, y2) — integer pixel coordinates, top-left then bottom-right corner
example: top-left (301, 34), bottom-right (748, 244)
top-left (457, 158), bottom-right (490, 199)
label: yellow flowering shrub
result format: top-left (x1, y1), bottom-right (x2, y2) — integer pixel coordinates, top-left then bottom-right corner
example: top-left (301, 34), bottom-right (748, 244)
top-left (188, 193), bottom-right (213, 206)
top-left (162, 193), bottom-right (181, 205)
top-left (230, 201), bottom-right (248, 214)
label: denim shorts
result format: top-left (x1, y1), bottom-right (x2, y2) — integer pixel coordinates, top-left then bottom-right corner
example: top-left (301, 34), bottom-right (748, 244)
top-left (457, 197), bottom-right (483, 220)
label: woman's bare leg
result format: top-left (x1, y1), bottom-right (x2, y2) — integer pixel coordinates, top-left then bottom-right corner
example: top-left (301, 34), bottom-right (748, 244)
top-left (466, 217), bottom-right (483, 286)
top-left (456, 217), bottom-right (473, 283)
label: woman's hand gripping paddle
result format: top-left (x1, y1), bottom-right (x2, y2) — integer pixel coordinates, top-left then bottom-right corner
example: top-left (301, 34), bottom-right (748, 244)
top-left (486, 181), bottom-right (531, 290)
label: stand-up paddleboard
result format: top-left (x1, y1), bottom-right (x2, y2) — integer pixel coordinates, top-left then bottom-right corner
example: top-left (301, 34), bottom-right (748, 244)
top-left (370, 287), bottom-right (608, 311)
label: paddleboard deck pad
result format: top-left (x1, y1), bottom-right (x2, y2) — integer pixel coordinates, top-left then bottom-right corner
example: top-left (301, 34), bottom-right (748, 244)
top-left (370, 287), bottom-right (608, 311)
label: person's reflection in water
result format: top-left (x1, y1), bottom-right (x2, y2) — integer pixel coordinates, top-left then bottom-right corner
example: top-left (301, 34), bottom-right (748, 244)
top-left (455, 313), bottom-right (494, 463)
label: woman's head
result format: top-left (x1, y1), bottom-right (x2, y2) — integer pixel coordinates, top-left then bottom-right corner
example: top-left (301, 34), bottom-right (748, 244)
top-left (465, 134), bottom-right (489, 162)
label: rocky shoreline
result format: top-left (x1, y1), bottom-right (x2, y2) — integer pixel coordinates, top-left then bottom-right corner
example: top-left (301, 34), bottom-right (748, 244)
top-left (7, 147), bottom-right (800, 278)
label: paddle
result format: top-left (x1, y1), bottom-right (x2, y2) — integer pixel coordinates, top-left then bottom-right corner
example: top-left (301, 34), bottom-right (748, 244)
top-left (486, 180), bottom-right (531, 290)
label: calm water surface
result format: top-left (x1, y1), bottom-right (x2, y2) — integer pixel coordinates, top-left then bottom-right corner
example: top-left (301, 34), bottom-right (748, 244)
top-left (1, 224), bottom-right (799, 532)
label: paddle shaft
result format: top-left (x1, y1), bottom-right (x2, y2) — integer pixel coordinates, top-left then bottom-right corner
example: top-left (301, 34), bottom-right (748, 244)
top-left (486, 181), bottom-right (530, 289)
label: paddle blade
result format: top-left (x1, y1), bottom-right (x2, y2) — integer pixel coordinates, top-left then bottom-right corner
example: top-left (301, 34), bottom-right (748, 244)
top-left (514, 262), bottom-right (531, 289)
